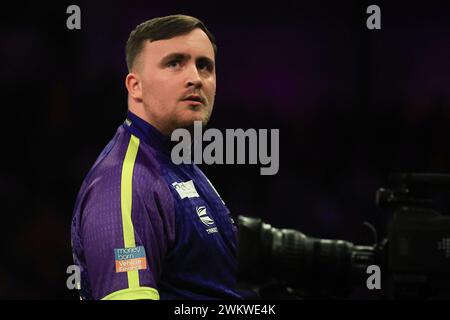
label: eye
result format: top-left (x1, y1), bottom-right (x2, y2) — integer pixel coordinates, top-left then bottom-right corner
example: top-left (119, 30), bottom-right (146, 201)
top-left (167, 60), bottom-right (181, 68)
top-left (198, 61), bottom-right (213, 73)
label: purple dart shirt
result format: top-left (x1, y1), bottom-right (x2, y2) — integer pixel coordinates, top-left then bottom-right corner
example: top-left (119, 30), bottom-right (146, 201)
top-left (71, 110), bottom-right (243, 300)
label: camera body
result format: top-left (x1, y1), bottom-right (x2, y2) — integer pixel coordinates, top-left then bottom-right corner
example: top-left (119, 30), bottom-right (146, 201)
top-left (237, 173), bottom-right (450, 299)
top-left (376, 174), bottom-right (450, 299)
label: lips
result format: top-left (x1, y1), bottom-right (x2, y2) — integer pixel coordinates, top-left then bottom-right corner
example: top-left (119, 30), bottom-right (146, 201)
top-left (182, 94), bottom-right (204, 104)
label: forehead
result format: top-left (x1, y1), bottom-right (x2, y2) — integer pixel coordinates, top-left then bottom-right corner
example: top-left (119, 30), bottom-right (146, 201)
top-left (142, 28), bottom-right (215, 62)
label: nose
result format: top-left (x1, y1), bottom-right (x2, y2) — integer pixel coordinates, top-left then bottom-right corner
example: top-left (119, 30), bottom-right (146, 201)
top-left (185, 64), bottom-right (202, 89)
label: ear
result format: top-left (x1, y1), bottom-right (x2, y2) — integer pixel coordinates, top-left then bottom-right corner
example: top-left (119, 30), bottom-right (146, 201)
top-left (125, 72), bottom-right (142, 101)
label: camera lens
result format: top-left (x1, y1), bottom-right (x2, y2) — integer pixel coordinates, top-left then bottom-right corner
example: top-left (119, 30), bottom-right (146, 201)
top-left (237, 216), bottom-right (375, 297)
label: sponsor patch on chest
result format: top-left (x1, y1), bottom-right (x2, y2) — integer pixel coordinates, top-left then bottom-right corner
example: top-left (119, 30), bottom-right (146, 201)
top-left (172, 180), bottom-right (200, 199)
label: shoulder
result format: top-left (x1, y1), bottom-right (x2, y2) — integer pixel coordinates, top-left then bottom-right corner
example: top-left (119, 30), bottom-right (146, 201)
top-left (75, 129), bottom-right (171, 213)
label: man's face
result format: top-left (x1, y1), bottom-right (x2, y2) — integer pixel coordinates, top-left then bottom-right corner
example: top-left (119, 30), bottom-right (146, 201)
top-left (132, 28), bottom-right (216, 135)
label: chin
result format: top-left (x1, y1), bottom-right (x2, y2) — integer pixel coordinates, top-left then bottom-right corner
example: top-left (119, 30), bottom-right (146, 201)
top-left (179, 112), bottom-right (210, 127)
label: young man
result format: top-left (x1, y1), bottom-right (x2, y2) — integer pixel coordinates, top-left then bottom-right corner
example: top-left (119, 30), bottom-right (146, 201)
top-left (71, 15), bottom-right (243, 300)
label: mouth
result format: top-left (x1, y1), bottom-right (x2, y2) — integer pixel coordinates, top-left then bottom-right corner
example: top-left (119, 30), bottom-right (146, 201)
top-left (181, 94), bottom-right (204, 106)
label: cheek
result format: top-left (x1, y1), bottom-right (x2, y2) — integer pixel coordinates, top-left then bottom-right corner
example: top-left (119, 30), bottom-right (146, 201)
top-left (140, 77), bottom-right (154, 100)
top-left (154, 75), bottom-right (179, 98)
top-left (205, 80), bottom-right (216, 100)
top-left (142, 76), bottom-right (171, 103)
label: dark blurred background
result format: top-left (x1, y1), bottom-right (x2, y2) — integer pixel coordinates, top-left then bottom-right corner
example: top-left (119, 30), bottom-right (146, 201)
top-left (2, 0), bottom-right (450, 299)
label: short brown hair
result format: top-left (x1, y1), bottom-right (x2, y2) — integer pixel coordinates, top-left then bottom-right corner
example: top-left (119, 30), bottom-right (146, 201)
top-left (125, 14), bottom-right (217, 72)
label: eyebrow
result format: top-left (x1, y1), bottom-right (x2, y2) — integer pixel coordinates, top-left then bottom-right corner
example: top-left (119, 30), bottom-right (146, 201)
top-left (159, 52), bottom-right (215, 68)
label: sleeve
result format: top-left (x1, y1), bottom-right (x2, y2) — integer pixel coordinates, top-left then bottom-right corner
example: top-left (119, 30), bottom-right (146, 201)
top-left (79, 145), bottom-right (175, 300)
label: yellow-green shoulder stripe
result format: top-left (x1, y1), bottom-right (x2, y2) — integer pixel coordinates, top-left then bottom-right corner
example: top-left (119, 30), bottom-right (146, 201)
top-left (120, 134), bottom-right (140, 288)
top-left (102, 287), bottom-right (160, 300)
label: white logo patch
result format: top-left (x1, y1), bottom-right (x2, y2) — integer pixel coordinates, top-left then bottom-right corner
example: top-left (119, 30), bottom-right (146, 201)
top-left (196, 206), bottom-right (218, 234)
top-left (196, 206), bottom-right (215, 226)
top-left (172, 180), bottom-right (200, 199)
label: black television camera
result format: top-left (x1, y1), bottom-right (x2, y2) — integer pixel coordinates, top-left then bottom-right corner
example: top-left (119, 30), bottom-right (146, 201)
top-left (237, 173), bottom-right (450, 299)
